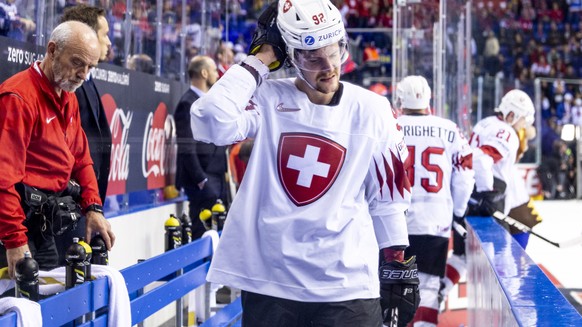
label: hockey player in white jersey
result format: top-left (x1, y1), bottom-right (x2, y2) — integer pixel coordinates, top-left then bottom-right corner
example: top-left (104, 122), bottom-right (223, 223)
top-left (468, 89), bottom-right (535, 217)
top-left (395, 76), bottom-right (474, 326)
top-left (190, 0), bottom-right (419, 326)
top-left (440, 89), bottom-right (536, 305)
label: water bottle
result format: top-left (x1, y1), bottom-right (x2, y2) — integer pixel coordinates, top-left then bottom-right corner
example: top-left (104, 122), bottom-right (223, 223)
top-left (65, 237), bottom-right (87, 289)
top-left (78, 238), bottom-right (92, 282)
top-left (180, 212), bottom-right (192, 244)
top-left (211, 199), bottom-right (227, 231)
top-left (90, 234), bottom-right (108, 265)
top-left (164, 214), bottom-right (182, 251)
top-left (199, 209), bottom-right (212, 230)
top-left (15, 251), bottom-right (39, 301)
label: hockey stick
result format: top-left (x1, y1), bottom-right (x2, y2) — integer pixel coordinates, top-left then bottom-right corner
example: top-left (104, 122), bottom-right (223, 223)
top-left (490, 211), bottom-right (582, 248)
top-left (452, 221), bottom-right (467, 238)
top-left (383, 307), bottom-right (398, 327)
top-left (469, 197), bottom-right (582, 248)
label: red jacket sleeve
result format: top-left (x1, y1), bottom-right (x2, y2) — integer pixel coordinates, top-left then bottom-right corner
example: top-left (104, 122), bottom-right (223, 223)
top-left (0, 94), bottom-right (32, 248)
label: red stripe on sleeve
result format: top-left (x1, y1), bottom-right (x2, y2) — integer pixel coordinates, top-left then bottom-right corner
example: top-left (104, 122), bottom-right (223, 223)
top-left (479, 145), bottom-right (503, 163)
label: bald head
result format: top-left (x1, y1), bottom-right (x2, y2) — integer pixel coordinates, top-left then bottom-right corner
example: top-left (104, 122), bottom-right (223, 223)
top-left (188, 55), bottom-right (218, 92)
top-left (42, 21), bottom-right (101, 94)
top-left (49, 21), bottom-right (100, 54)
top-left (188, 56), bottom-right (213, 78)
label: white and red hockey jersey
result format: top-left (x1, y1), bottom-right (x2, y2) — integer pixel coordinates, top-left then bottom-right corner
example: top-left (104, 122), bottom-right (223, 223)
top-left (398, 115), bottom-right (474, 237)
top-left (191, 64), bottom-right (411, 302)
top-left (470, 116), bottom-right (520, 213)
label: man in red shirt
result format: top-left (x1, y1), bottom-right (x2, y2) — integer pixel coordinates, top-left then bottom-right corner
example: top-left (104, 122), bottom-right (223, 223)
top-left (0, 21), bottom-right (116, 278)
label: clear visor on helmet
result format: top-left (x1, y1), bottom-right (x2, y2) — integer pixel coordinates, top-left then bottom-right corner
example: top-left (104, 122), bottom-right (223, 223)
top-left (291, 39), bottom-right (348, 72)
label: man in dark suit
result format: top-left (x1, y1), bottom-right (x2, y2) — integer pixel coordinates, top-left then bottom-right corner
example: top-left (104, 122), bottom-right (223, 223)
top-left (175, 55), bottom-right (227, 239)
top-left (57, 5), bottom-right (113, 264)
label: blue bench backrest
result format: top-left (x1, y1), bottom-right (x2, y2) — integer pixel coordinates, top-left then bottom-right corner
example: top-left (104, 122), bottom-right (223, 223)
top-left (120, 236), bottom-right (213, 325)
top-left (0, 236), bottom-right (213, 327)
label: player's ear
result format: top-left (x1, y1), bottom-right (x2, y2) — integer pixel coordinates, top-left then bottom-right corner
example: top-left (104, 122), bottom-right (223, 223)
top-left (47, 41), bottom-right (57, 59)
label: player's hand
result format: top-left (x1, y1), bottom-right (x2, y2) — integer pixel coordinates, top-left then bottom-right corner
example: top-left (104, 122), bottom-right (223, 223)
top-left (85, 211), bottom-right (115, 250)
top-left (249, 1), bottom-right (287, 71)
top-left (470, 190), bottom-right (504, 216)
top-left (453, 214), bottom-right (465, 224)
top-left (6, 244), bottom-right (30, 279)
top-left (379, 256), bottom-right (420, 327)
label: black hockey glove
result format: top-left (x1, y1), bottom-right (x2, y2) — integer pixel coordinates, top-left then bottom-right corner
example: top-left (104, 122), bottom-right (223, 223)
top-left (452, 215), bottom-right (467, 255)
top-left (379, 256), bottom-right (420, 327)
top-left (453, 214), bottom-right (465, 224)
top-left (249, 1), bottom-right (287, 71)
top-left (469, 190), bottom-right (505, 217)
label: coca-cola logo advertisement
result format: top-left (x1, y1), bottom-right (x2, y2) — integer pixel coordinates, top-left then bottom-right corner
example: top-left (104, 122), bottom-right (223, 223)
top-left (0, 41), bottom-right (186, 196)
top-left (142, 102), bottom-right (177, 189)
top-left (91, 63), bottom-right (184, 195)
top-left (102, 93), bottom-right (132, 195)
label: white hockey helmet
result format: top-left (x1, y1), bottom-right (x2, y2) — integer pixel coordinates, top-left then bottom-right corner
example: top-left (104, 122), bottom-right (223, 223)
top-left (277, 0), bottom-right (348, 72)
top-left (396, 75), bottom-right (432, 110)
top-left (495, 89), bottom-right (535, 125)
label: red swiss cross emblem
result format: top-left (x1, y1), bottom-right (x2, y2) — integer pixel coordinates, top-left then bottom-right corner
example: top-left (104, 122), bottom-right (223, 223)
top-left (277, 133), bottom-right (346, 206)
top-left (283, 0), bottom-right (292, 13)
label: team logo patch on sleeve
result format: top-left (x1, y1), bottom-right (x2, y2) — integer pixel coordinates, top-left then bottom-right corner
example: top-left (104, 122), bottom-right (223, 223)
top-left (245, 99), bottom-right (258, 111)
top-left (397, 139), bottom-right (408, 159)
top-left (277, 133), bottom-right (346, 206)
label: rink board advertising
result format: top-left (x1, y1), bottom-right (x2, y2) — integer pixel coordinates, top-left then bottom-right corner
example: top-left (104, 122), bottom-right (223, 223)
top-left (0, 36), bottom-right (186, 196)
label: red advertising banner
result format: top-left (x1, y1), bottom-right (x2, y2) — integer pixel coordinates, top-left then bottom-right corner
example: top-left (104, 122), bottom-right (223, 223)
top-left (94, 63), bottom-right (183, 196)
top-left (0, 36), bottom-right (186, 196)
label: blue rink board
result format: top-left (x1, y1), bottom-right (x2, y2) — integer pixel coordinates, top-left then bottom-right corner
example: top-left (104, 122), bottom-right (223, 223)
top-left (467, 217), bottom-right (582, 326)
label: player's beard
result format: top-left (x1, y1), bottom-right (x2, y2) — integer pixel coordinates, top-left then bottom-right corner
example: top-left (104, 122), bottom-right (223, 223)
top-left (296, 67), bottom-right (340, 95)
top-left (53, 60), bottom-right (84, 92)
top-left (314, 71), bottom-right (339, 94)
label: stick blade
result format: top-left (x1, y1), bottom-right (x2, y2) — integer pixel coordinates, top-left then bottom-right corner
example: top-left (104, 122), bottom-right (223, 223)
top-left (558, 233), bottom-right (582, 248)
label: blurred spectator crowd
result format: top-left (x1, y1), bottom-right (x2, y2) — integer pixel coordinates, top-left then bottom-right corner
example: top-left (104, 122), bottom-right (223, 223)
top-left (469, 0), bottom-right (581, 199)
top-left (1, 0), bottom-right (580, 199)
top-left (338, 0), bottom-right (581, 199)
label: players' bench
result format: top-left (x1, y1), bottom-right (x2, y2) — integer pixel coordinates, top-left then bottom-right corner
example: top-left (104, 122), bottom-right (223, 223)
top-left (199, 296), bottom-right (242, 327)
top-left (0, 235), bottom-right (243, 326)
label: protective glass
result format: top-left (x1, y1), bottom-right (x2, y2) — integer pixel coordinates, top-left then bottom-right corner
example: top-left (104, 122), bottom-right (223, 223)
top-left (292, 40), bottom-right (348, 72)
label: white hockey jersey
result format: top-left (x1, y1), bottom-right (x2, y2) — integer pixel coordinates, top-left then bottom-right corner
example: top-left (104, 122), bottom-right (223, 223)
top-left (470, 116), bottom-right (520, 214)
top-left (398, 115), bottom-right (474, 237)
top-left (190, 64), bottom-right (411, 302)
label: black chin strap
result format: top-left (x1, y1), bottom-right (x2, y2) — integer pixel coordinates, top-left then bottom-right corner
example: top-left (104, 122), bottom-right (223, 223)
top-left (328, 83), bottom-right (344, 106)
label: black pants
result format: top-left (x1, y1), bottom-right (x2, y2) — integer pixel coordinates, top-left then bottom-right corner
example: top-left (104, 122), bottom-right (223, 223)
top-left (241, 291), bottom-right (382, 327)
top-left (183, 173), bottom-right (228, 239)
top-left (0, 227), bottom-right (59, 271)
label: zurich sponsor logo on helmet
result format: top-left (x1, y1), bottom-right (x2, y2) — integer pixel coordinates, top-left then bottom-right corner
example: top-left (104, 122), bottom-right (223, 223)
top-left (300, 24), bottom-right (345, 49)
